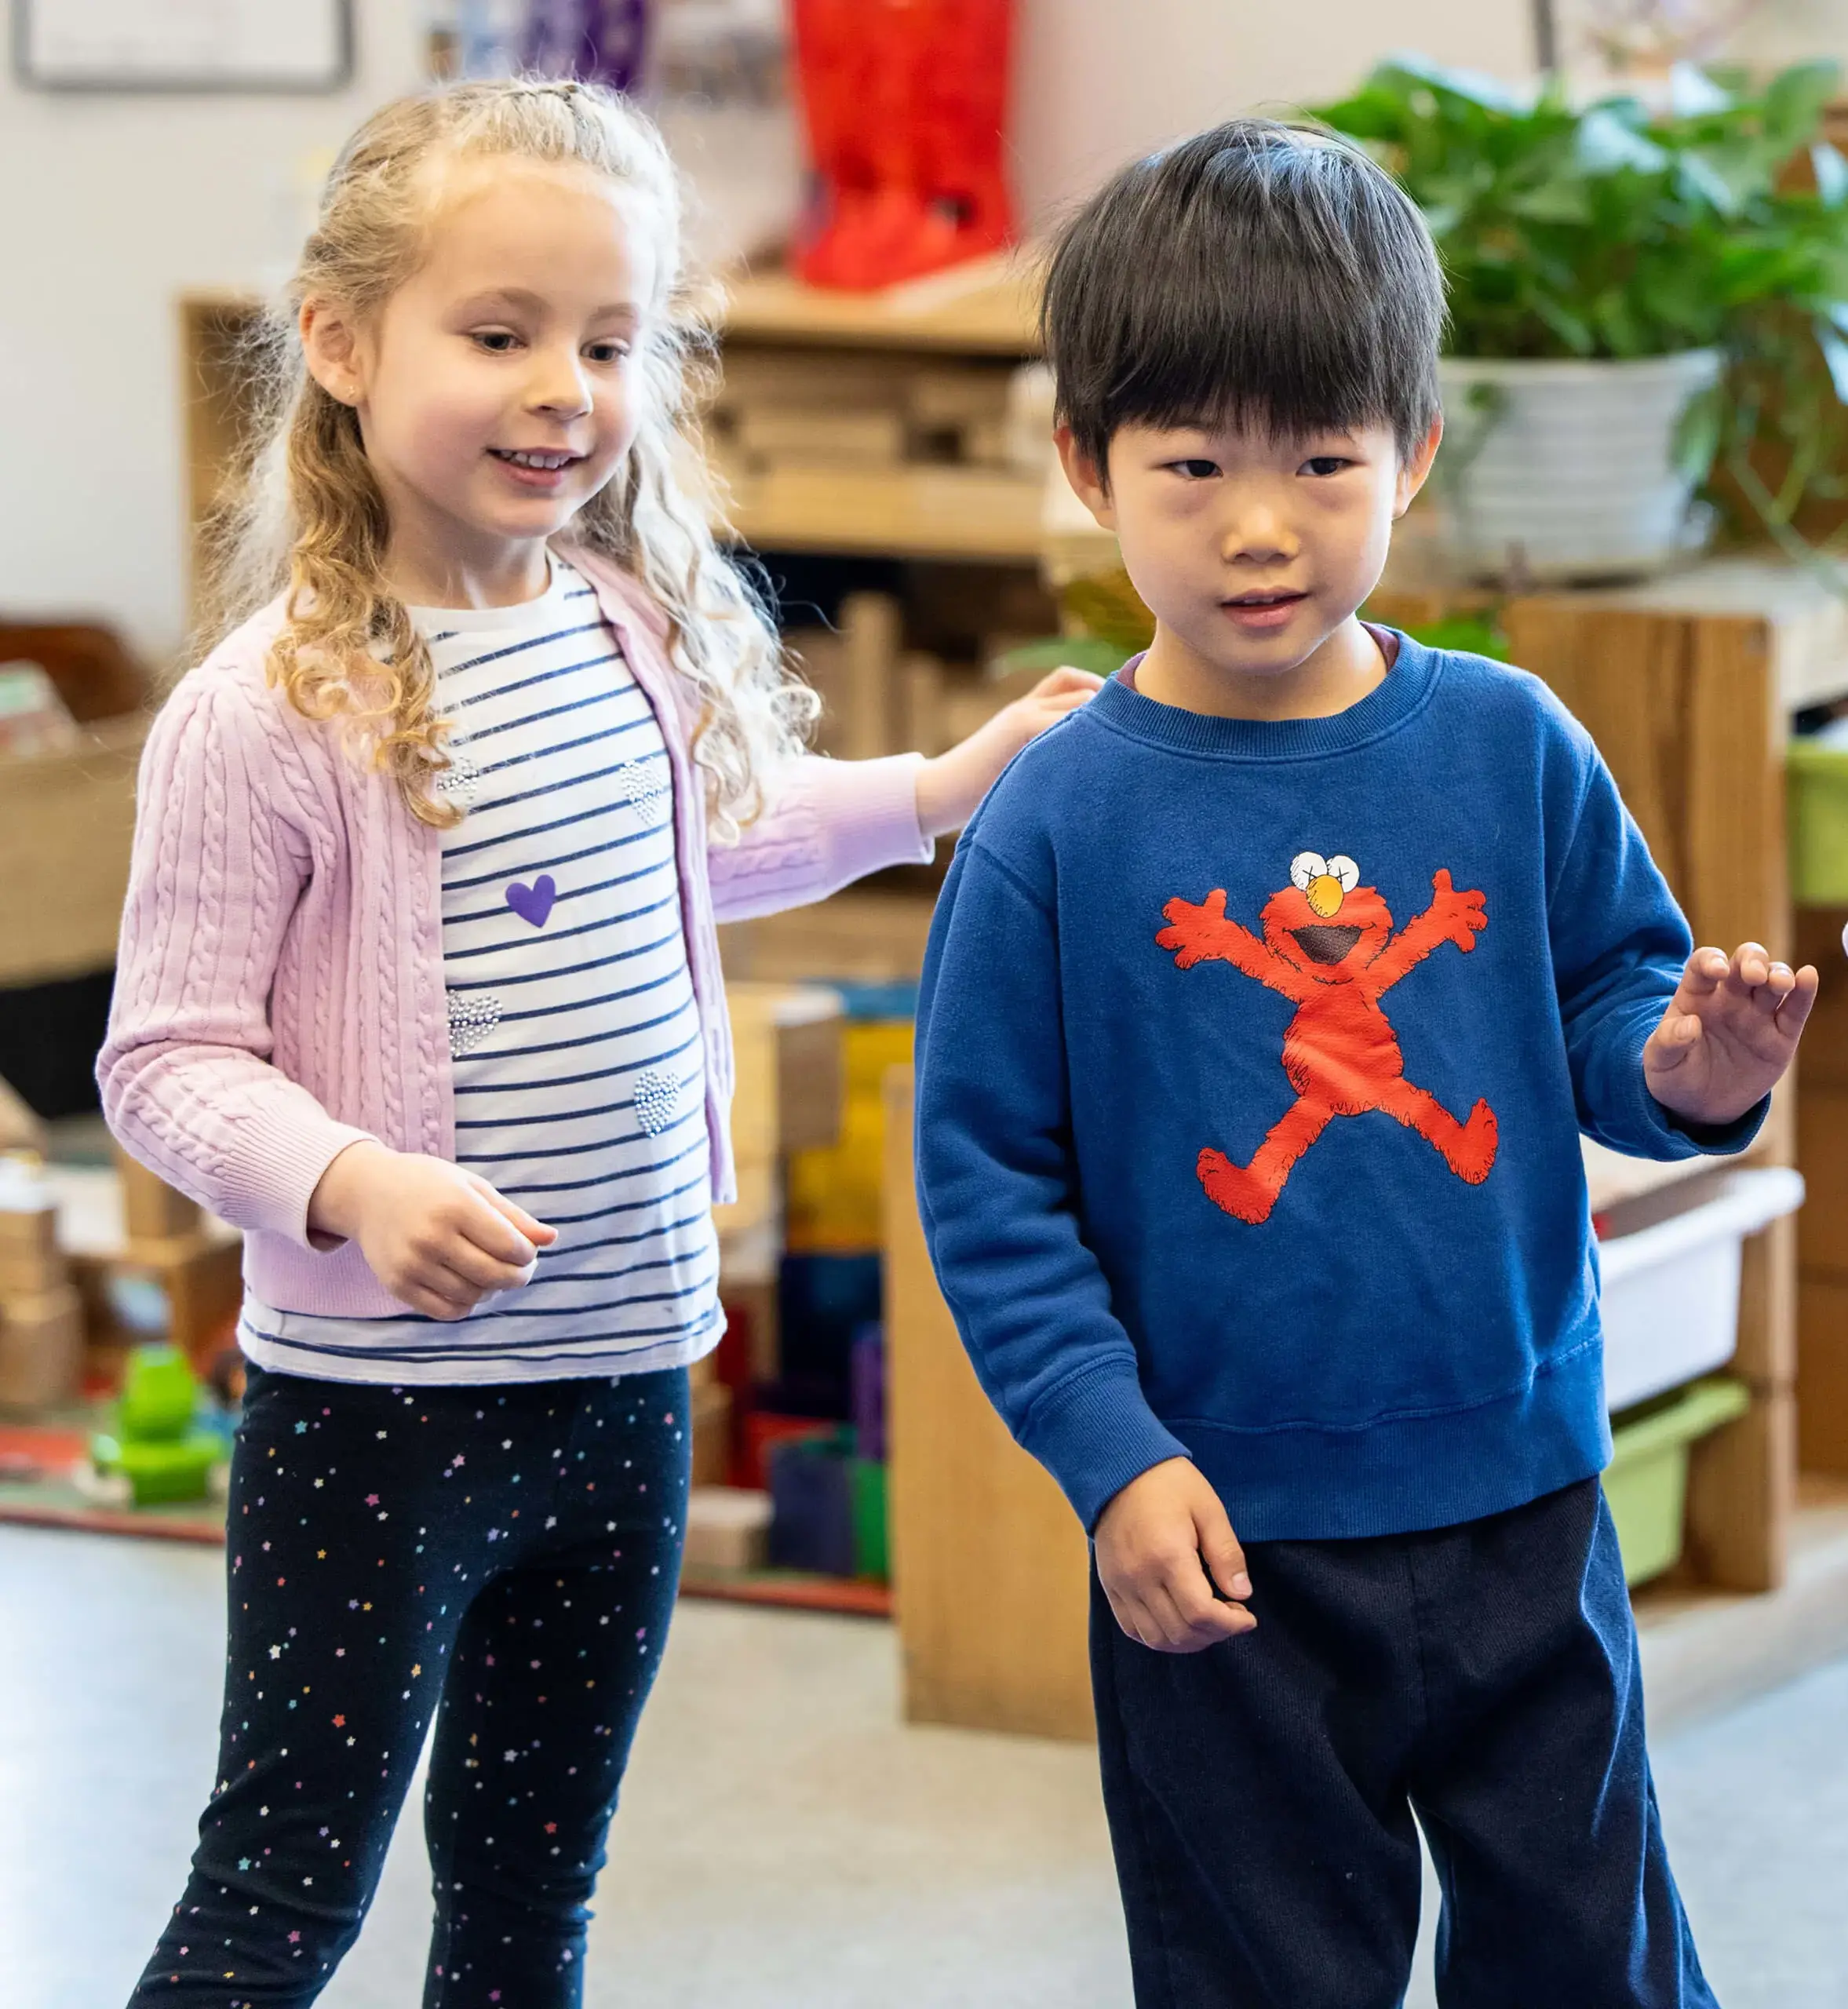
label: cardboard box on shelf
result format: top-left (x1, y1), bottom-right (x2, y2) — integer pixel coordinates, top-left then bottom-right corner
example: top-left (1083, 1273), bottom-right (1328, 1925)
top-left (714, 347), bottom-right (910, 416)
top-left (784, 592), bottom-right (908, 762)
top-left (683, 1486), bottom-right (772, 1573)
top-left (719, 1274), bottom-right (779, 1386)
top-left (899, 652), bottom-right (947, 757)
top-left (712, 1160), bottom-right (777, 1245)
top-left (0, 1199), bottom-right (58, 1264)
top-left (724, 983), bottom-right (846, 1171)
top-left (734, 406), bottom-right (906, 469)
top-left (691, 1378), bottom-right (734, 1489)
top-left (0, 1238), bottom-right (64, 1299)
top-left (0, 1076), bottom-right (48, 1158)
top-left (93, 1231), bottom-right (244, 1365)
top-left (720, 891), bottom-right (937, 987)
top-left (0, 713), bottom-right (149, 989)
top-left (0, 1282), bottom-right (85, 1412)
top-left (115, 1147), bottom-right (204, 1244)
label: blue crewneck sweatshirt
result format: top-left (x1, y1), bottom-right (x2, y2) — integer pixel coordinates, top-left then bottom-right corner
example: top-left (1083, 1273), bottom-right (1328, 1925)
top-left (914, 636), bottom-right (1763, 1541)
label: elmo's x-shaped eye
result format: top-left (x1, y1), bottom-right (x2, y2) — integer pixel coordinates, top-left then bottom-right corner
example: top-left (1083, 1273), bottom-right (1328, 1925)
top-left (1290, 851), bottom-right (1329, 891)
top-left (1327, 855), bottom-right (1360, 892)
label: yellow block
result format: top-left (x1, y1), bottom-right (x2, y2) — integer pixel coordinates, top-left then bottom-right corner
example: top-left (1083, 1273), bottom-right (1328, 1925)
top-left (785, 1019), bottom-right (913, 1254)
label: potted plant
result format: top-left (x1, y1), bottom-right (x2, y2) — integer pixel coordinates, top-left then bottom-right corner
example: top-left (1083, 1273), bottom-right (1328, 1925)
top-left (1312, 57), bottom-right (1848, 582)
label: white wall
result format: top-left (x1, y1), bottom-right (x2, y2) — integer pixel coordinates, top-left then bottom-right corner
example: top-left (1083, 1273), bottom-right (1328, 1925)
top-left (0, 0), bottom-right (427, 662)
top-left (0, 0), bottom-right (1693, 662)
top-left (1010, 0), bottom-right (1536, 226)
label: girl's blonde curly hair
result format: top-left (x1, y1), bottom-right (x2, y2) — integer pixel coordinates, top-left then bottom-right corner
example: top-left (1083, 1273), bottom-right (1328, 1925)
top-left (203, 76), bottom-right (814, 838)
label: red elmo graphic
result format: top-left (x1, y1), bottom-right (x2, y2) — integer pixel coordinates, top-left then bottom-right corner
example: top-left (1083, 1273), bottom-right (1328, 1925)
top-left (1156, 851), bottom-right (1500, 1225)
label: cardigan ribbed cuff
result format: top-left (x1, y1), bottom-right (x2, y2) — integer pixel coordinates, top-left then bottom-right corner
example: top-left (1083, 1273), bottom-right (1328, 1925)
top-left (815, 751), bottom-right (931, 879)
top-left (216, 1104), bottom-right (378, 1250)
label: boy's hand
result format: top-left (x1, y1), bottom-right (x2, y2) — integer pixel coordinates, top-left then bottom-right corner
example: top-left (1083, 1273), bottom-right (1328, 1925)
top-left (308, 1141), bottom-right (557, 1320)
top-left (1643, 943), bottom-right (1818, 1128)
top-left (914, 667), bottom-right (1103, 838)
top-left (1094, 1457), bottom-right (1256, 1653)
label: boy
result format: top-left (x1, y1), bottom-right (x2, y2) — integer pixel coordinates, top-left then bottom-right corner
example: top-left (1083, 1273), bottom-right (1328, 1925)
top-left (913, 120), bottom-right (1817, 2007)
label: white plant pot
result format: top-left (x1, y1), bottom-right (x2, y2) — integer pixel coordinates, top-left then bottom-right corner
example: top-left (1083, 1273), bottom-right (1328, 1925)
top-left (1433, 349), bottom-right (1723, 584)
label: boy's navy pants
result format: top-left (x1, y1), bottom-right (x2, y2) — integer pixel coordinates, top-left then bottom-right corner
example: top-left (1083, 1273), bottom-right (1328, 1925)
top-left (1092, 1477), bottom-right (1717, 2008)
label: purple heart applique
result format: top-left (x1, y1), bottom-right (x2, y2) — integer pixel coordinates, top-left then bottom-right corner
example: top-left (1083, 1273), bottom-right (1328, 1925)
top-left (505, 874), bottom-right (557, 928)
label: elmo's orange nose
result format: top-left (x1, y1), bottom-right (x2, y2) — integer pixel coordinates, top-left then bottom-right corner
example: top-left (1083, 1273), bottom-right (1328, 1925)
top-left (1305, 874), bottom-right (1344, 919)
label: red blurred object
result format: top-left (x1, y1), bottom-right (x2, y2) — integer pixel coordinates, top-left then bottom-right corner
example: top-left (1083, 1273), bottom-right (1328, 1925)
top-left (739, 1410), bottom-right (831, 1492)
top-left (789, 0), bottom-right (1016, 290)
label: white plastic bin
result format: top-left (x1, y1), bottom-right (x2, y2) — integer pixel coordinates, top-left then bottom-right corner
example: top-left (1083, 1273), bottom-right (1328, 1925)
top-left (1599, 1166), bottom-right (1806, 1413)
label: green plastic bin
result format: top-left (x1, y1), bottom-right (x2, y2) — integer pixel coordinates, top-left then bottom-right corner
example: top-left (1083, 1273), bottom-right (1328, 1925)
top-left (850, 1456), bottom-right (888, 1581)
top-left (1788, 738), bottom-right (1848, 905)
top-left (1605, 1377), bottom-right (1751, 1586)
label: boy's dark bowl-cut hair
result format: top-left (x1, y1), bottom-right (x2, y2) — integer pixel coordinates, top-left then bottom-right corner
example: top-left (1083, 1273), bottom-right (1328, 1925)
top-left (1042, 118), bottom-right (1445, 478)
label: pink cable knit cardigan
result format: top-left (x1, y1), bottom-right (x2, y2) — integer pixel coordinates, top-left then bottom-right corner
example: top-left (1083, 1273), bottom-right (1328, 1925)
top-left (98, 547), bottom-right (929, 1322)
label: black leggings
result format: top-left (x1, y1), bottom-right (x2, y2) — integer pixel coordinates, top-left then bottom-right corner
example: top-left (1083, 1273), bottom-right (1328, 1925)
top-left (129, 1362), bottom-right (691, 2008)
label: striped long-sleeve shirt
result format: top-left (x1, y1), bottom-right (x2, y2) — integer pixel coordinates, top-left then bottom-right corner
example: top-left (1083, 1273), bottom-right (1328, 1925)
top-left (239, 560), bottom-right (722, 1383)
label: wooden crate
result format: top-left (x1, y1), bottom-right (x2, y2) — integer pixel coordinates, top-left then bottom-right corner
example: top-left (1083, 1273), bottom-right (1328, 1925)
top-left (0, 715), bottom-right (148, 988)
top-left (713, 982), bottom-right (846, 1271)
top-left (1795, 904), bottom-right (1848, 1473)
top-left (720, 891), bottom-right (938, 988)
top-left (883, 1066), bottom-right (1094, 1740)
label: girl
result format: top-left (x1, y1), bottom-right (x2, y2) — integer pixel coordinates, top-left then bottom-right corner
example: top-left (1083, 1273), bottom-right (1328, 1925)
top-left (102, 78), bottom-right (1095, 2007)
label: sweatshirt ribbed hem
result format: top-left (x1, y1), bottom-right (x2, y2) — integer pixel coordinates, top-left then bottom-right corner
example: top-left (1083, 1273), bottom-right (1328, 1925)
top-left (1176, 1338), bottom-right (1613, 1543)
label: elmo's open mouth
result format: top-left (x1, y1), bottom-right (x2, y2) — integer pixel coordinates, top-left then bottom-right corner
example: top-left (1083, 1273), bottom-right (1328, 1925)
top-left (1291, 924), bottom-right (1363, 965)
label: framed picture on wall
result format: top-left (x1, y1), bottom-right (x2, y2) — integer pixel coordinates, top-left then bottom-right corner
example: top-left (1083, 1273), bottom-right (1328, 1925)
top-left (15, 0), bottom-right (354, 93)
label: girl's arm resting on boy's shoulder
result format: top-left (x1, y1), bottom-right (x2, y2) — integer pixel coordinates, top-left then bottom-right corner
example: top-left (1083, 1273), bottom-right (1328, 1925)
top-left (1551, 749), bottom-right (1767, 1159)
top-left (96, 678), bottom-right (376, 1247)
top-left (707, 753), bottom-right (931, 924)
top-left (706, 669), bottom-right (1102, 924)
top-left (914, 842), bottom-right (1189, 1533)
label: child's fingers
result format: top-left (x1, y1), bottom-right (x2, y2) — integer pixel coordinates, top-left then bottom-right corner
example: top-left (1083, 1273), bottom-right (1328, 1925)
top-left (1724, 942), bottom-right (1773, 997)
top-left (1106, 1584), bottom-right (1165, 1652)
top-left (438, 1234), bottom-right (533, 1294)
top-left (470, 1182), bottom-right (557, 1254)
top-left (404, 1265), bottom-right (486, 1321)
top-left (1649, 1009), bottom-right (1704, 1057)
top-left (1748, 960), bottom-right (1798, 1016)
top-left (1196, 1503), bottom-right (1253, 1604)
top-left (1155, 1568), bottom-right (1252, 1650)
top-left (1675, 946), bottom-right (1731, 1004)
top-left (1030, 667), bottom-right (1106, 697)
top-left (1777, 964), bottom-right (1821, 1037)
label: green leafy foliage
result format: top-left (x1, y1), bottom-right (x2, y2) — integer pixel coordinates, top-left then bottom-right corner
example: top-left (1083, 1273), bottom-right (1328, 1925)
top-left (1311, 57), bottom-right (1848, 557)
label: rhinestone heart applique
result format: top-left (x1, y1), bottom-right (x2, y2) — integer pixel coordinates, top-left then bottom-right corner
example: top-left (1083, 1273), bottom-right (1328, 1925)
top-left (435, 747), bottom-right (482, 811)
top-left (618, 759), bottom-right (668, 819)
top-left (447, 990), bottom-right (501, 1059)
top-left (632, 1067), bottom-right (685, 1136)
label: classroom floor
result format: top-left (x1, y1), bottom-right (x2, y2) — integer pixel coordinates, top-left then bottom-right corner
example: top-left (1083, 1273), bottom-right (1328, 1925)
top-left (4, 1522), bottom-right (1845, 2008)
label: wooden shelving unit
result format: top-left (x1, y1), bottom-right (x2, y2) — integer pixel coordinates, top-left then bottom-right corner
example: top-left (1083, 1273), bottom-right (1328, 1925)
top-left (719, 256), bottom-right (1041, 355)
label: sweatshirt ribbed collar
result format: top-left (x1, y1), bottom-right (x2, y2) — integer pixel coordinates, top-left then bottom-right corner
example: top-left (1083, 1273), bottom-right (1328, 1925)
top-left (1088, 631), bottom-right (1442, 762)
